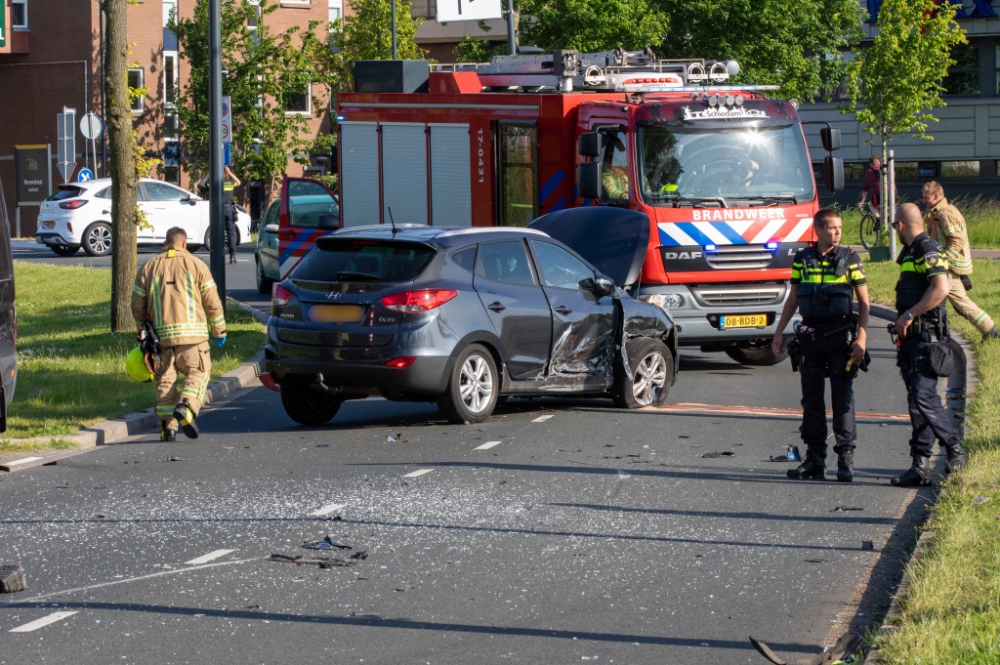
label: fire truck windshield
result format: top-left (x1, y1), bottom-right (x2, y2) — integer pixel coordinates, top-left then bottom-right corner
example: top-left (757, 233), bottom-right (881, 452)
top-left (637, 123), bottom-right (814, 206)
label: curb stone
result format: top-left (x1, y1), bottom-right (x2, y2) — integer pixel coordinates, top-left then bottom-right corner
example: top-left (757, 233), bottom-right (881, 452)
top-left (862, 304), bottom-right (976, 664)
top-left (0, 299), bottom-right (270, 473)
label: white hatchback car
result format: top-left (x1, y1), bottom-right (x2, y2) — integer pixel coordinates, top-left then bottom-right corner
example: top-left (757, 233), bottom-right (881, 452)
top-left (35, 178), bottom-right (251, 257)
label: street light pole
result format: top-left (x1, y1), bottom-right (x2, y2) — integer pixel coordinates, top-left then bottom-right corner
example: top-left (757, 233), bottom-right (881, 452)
top-left (209, 0), bottom-right (225, 298)
top-left (506, 0), bottom-right (515, 55)
top-left (391, 0), bottom-right (397, 60)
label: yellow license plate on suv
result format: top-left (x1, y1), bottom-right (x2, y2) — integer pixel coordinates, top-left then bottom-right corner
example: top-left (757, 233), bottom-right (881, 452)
top-left (722, 313), bottom-right (768, 329)
top-left (308, 305), bottom-right (365, 323)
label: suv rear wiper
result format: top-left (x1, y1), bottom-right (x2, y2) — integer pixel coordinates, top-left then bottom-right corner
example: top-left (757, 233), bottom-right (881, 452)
top-left (335, 271), bottom-right (380, 281)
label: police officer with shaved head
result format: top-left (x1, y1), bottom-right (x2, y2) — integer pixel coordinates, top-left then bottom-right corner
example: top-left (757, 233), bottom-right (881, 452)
top-left (772, 209), bottom-right (870, 482)
top-left (889, 203), bottom-right (967, 486)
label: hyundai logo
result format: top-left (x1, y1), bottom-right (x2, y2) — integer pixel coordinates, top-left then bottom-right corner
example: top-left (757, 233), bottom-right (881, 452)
top-left (326, 291), bottom-right (341, 300)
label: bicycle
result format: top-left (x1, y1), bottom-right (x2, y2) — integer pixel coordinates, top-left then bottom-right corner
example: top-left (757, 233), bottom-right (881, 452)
top-left (859, 207), bottom-right (884, 250)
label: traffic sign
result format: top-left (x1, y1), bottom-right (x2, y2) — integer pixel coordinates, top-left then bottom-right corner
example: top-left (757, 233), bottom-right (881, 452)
top-left (56, 108), bottom-right (77, 183)
top-left (437, 0), bottom-right (502, 22)
top-left (221, 95), bottom-right (232, 144)
top-left (77, 168), bottom-right (95, 182)
top-left (79, 113), bottom-right (104, 140)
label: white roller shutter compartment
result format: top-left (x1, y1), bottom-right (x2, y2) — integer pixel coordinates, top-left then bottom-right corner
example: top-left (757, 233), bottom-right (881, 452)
top-left (340, 122), bottom-right (380, 227)
top-left (430, 124), bottom-right (471, 226)
top-left (381, 123), bottom-right (428, 225)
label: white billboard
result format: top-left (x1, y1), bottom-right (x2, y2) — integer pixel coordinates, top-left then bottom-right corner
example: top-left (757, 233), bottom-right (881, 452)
top-left (436, 0), bottom-right (503, 23)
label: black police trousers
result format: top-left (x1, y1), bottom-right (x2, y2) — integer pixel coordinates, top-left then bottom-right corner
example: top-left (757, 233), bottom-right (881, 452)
top-left (798, 332), bottom-right (857, 457)
top-left (898, 334), bottom-right (959, 458)
top-left (224, 204), bottom-right (238, 257)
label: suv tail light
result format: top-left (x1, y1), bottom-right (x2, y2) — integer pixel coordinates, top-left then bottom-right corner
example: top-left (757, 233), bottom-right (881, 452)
top-left (273, 283), bottom-right (294, 306)
top-left (381, 290), bottom-right (458, 313)
top-left (58, 200), bottom-right (88, 210)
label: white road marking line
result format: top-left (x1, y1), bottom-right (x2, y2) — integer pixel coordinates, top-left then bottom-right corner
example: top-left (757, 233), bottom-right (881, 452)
top-left (403, 468), bottom-right (435, 478)
top-left (9, 611), bottom-right (78, 633)
top-left (184, 549), bottom-right (237, 565)
top-left (532, 415), bottom-right (554, 423)
top-left (309, 503), bottom-right (347, 517)
top-left (7, 558), bottom-right (259, 605)
top-left (475, 440), bottom-right (501, 450)
top-left (3, 456), bottom-right (44, 468)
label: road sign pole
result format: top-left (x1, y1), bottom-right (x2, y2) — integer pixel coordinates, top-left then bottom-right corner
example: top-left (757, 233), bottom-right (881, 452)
top-left (209, 0), bottom-right (225, 299)
top-left (506, 0), bottom-right (515, 55)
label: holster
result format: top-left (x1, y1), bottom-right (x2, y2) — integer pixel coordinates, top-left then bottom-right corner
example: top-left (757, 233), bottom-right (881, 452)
top-left (788, 338), bottom-right (801, 373)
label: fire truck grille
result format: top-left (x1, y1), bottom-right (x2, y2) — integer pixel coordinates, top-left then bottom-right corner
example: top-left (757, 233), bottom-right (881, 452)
top-left (694, 286), bottom-right (784, 307)
top-left (704, 244), bottom-right (775, 270)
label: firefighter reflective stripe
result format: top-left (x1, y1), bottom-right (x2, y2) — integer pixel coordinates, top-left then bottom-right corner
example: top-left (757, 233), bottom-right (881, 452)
top-left (155, 405), bottom-right (175, 418)
top-left (200, 279), bottom-right (216, 293)
top-left (209, 315), bottom-right (226, 329)
top-left (151, 278), bottom-right (164, 328)
top-left (180, 370), bottom-right (211, 403)
top-left (133, 284), bottom-right (146, 297)
top-left (185, 274), bottom-right (197, 324)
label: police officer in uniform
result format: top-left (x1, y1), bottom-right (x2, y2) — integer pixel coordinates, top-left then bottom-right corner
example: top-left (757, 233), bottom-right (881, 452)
top-left (222, 166), bottom-right (241, 264)
top-left (889, 203), bottom-right (967, 486)
top-left (772, 209), bottom-right (870, 482)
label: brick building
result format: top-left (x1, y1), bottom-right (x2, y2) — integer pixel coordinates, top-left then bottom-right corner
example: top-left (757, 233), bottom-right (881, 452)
top-left (0, 0), bottom-right (338, 237)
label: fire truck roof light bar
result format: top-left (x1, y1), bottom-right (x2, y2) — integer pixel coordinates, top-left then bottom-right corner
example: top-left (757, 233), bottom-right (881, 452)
top-left (434, 48), bottom-right (758, 94)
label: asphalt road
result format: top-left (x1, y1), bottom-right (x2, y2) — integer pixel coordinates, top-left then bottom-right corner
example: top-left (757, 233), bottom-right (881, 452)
top-left (1, 243), bottom-right (942, 664)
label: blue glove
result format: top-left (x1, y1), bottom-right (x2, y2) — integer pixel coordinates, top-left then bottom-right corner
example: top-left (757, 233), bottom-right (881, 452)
top-left (214, 336), bottom-right (227, 348)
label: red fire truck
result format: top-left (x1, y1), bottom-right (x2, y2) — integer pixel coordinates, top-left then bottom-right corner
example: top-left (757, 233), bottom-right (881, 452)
top-left (277, 48), bottom-right (843, 365)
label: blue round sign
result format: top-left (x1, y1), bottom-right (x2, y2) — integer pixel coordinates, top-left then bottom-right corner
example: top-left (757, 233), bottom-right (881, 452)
top-left (77, 168), bottom-right (95, 182)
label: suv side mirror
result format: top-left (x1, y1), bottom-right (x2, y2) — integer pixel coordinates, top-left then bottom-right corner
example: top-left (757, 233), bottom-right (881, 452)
top-left (820, 127), bottom-right (841, 152)
top-left (824, 156), bottom-right (844, 193)
top-left (594, 275), bottom-right (616, 296)
top-left (578, 162), bottom-right (602, 200)
top-left (578, 132), bottom-right (601, 158)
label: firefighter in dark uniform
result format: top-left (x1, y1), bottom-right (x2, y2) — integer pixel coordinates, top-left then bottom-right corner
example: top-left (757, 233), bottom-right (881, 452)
top-left (222, 166), bottom-right (241, 264)
top-left (889, 203), bottom-right (967, 487)
top-left (772, 209), bottom-right (870, 482)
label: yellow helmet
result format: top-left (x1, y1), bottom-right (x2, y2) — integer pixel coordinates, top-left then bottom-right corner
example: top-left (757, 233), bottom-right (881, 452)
top-left (126, 347), bottom-right (155, 382)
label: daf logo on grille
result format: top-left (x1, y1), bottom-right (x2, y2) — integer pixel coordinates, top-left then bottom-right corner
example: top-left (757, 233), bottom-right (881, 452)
top-left (326, 291), bottom-right (342, 300)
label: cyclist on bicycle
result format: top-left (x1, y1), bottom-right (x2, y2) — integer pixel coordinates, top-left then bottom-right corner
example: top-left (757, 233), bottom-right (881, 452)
top-left (858, 155), bottom-right (882, 219)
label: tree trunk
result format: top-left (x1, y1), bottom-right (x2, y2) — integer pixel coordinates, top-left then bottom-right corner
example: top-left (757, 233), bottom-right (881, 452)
top-left (104, 0), bottom-right (139, 333)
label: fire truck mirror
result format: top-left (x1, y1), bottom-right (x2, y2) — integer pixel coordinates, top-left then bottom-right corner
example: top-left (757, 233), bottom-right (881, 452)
top-left (577, 162), bottom-right (602, 200)
top-left (824, 156), bottom-right (845, 193)
top-left (578, 132), bottom-right (602, 158)
top-left (820, 127), bottom-right (841, 152)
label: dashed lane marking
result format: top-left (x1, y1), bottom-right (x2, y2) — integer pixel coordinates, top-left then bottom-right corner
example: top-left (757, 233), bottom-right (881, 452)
top-left (402, 468), bottom-right (435, 478)
top-left (184, 549), bottom-right (237, 565)
top-left (309, 503), bottom-right (347, 517)
top-left (532, 415), bottom-right (554, 423)
top-left (9, 611), bottom-right (78, 633)
top-left (474, 441), bottom-right (501, 450)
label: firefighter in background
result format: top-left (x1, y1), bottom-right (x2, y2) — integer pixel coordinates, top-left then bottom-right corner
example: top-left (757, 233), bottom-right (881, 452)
top-left (889, 203), bottom-right (967, 487)
top-left (601, 134), bottom-right (629, 201)
top-left (132, 227), bottom-right (227, 441)
top-left (223, 166), bottom-right (241, 265)
top-left (922, 181), bottom-right (1000, 341)
top-left (771, 209), bottom-right (870, 482)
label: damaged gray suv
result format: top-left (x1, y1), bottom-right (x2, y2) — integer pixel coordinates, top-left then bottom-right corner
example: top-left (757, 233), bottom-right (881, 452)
top-left (262, 207), bottom-right (678, 425)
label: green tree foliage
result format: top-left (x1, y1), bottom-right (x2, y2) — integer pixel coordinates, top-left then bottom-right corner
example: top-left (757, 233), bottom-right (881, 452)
top-left (847, 0), bottom-right (966, 147)
top-left (312, 0), bottom-right (426, 94)
top-left (658, 0), bottom-right (864, 103)
top-left (170, 0), bottom-right (332, 184)
top-left (517, 0), bottom-right (670, 53)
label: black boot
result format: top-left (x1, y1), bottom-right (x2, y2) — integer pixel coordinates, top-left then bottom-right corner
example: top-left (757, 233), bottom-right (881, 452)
top-left (983, 326), bottom-right (1000, 341)
top-left (787, 453), bottom-right (826, 480)
top-left (173, 399), bottom-right (200, 439)
top-left (160, 423), bottom-right (176, 442)
top-left (891, 456), bottom-right (931, 487)
top-left (836, 448), bottom-right (854, 483)
top-left (946, 443), bottom-right (967, 473)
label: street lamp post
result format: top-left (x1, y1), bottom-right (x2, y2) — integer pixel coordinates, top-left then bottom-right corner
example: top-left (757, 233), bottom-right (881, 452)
top-left (391, 0), bottom-right (397, 59)
top-left (209, 0), bottom-right (225, 297)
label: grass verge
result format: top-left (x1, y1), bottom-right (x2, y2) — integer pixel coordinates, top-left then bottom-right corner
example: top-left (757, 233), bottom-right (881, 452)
top-left (4, 261), bottom-right (265, 445)
top-left (862, 257), bottom-right (1000, 664)
top-left (838, 196), bottom-right (1000, 250)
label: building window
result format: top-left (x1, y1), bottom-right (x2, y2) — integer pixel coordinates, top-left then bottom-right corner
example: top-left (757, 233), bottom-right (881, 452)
top-left (164, 113), bottom-right (180, 139)
top-left (284, 83), bottom-right (311, 114)
top-left (941, 161), bottom-right (980, 178)
top-left (329, 0), bottom-right (343, 23)
top-left (164, 52), bottom-right (178, 109)
top-left (895, 162), bottom-right (938, 178)
top-left (844, 162), bottom-right (867, 179)
top-left (163, 0), bottom-right (177, 27)
top-left (12, 0), bottom-right (27, 28)
top-left (944, 44), bottom-right (980, 96)
top-left (128, 68), bottom-right (146, 113)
